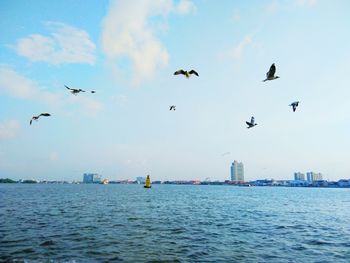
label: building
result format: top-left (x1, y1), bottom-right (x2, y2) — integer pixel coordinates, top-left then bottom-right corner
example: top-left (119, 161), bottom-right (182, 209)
top-left (294, 172), bottom-right (305, 181)
top-left (306, 172), bottom-right (323, 182)
top-left (230, 160), bottom-right (244, 181)
top-left (83, 173), bottom-right (102, 183)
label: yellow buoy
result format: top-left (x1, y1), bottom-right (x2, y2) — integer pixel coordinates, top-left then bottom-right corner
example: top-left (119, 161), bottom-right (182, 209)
top-left (144, 175), bottom-right (151, 188)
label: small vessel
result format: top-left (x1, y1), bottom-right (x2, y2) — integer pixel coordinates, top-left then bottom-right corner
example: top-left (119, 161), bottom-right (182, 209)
top-left (144, 175), bottom-right (152, 188)
top-left (101, 179), bottom-right (109, 185)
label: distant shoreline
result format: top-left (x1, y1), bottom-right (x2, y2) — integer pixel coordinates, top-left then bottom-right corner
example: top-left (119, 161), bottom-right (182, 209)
top-left (1, 178), bottom-right (349, 188)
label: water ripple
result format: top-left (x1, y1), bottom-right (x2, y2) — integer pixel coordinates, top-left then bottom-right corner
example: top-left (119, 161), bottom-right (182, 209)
top-left (1, 184), bottom-right (350, 262)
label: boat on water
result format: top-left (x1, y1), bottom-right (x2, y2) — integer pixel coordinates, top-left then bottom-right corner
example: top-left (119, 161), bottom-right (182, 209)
top-left (144, 175), bottom-right (151, 188)
top-left (100, 179), bottom-right (109, 185)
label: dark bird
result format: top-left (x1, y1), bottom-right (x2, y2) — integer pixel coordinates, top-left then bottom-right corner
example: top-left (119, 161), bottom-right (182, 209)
top-left (174, 69), bottom-right (199, 78)
top-left (30, 113), bottom-right (51, 125)
top-left (289, 101), bottom-right (300, 112)
top-left (246, 116), bottom-right (257, 129)
top-left (169, 105), bottom-right (176, 111)
top-left (263, 63), bottom-right (279, 82)
top-left (65, 85), bottom-right (86, 95)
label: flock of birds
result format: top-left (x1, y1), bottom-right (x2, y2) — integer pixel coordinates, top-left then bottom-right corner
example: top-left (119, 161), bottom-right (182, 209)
top-left (29, 85), bottom-right (96, 125)
top-left (172, 63), bottom-right (299, 129)
top-left (30, 64), bottom-right (299, 128)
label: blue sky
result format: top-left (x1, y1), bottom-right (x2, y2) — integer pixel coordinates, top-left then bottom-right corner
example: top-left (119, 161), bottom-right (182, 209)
top-left (1, 0), bottom-right (350, 181)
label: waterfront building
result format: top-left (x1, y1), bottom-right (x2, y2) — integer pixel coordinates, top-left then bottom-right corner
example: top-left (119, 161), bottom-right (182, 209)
top-left (290, 180), bottom-right (309, 187)
top-left (294, 172), bottom-right (305, 181)
top-left (230, 160), bottom-right (244, 181)
top-left (306, 172), bottom-right (323, 182)
top-left (83, 173), bottom-right (102, 183)
top-left (338, 179), bottom-right (350, 187)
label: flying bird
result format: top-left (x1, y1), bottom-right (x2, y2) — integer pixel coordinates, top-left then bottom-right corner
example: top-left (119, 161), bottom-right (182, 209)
top-left (30, 113), bottom-right (51, 125)
top-left (263, 63), bottom-right (279, 82)
top-left (65, 85), bottom-right (86, 95)
top-left (169, 105), bottom-right (176, 111)
top-left (246, 116), bottom-right (257, 129)
top-left (289, 101), bottom-right (300, 112)
top-left (174, 69), bottom-right (199, 78)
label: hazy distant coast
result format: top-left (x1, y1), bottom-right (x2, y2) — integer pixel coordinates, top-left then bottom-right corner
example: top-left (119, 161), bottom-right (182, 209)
top-left (1, 178), bottom-right (349, 188)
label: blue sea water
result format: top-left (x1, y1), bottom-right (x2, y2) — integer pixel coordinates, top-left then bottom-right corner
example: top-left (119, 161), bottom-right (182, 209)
top-left (1, 184), bottom-right (350, 262)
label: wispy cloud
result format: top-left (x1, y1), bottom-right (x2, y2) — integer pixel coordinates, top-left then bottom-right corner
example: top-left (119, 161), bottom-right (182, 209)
top-left (0, 66), bottom-right (103, 116)
top-left (0, 66), bottom-right (62, 102)
top-left (101, 0), bottom-right (195, 86)
top-left (229, 35), bottom-right (253, 60)
top-left (15, 22), bottom-right (96, 65)
top-left (0, 120), bottom-right (20, 139)
top-left (175, 0), bottom-right (196, 15)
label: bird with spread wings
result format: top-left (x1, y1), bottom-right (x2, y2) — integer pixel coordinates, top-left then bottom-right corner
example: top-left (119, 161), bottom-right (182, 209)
top-left (30, 113), bottom-right (51, 125)
top-left (174, 69), bottom-right (199, 78)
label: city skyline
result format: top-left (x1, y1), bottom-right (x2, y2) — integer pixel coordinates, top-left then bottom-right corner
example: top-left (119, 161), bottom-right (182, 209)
top-left (1, 1), bottom-right (350, 181)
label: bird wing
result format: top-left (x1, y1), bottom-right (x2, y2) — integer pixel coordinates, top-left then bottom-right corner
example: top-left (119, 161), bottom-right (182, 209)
top-left (293, 105), bottom-right (296, 112)
top-left (80, 89), bottom-right (86, 92)
top-left (40, 113), bottom-right (51, 117)
top-left (189, 70), bottom-right (199, 76)
top-left (91, 91), bottom-right (96, 93)
top-left (174, 69), bottom-right (186, 75)
top-left (65, 85), bottom-right (72, 90)
top-left (246, 121), bottom-right (252, 126)
top-left (30, 119), bottom-right (32, 125)
top-left (251, 117), bottom-right (255, 124)
top-left (267, 64), bottom-right (276, 78)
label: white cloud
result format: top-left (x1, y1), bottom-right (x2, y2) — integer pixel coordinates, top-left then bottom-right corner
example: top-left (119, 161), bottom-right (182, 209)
top-left (0, 66), bottom-right (103, 116)
top-left (101, 0), bottom-right (195, 86)
top-left (175, 0), bottom-right (196, 15)
top-left (230, 35), bottom-right (253, 60)
top-left (0, 66), bottom-right (62, 103)
top-left (0, 66), bottom-right (39, 99)
top-left (0, 120), bottom-right (20, 139)
top-left (15, 22), bottom-right (96, 65)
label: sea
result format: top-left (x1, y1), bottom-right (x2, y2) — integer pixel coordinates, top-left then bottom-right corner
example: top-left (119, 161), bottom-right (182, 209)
top-left (1, 184), bottom-right (350, 262)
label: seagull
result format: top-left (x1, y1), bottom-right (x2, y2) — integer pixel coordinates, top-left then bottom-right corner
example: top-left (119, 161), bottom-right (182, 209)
top-left (65, 85), bottom-right (86, 95)
top-left (30, 113), bottom-right (51, 125)
top-left (246, 116), bottom-right (257, 129)
top-left (169, 105), bottom-right (176, 111)
top-left (174, 69), bottom-right (199, 78)
top-left (289, 101), bottom-right (300, 112)
top-left (263, 63), bottom-right (279, 82)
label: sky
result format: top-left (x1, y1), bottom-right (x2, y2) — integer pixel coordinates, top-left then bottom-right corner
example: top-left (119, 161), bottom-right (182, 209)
top-left (1, 0), bottom-right (350, 182)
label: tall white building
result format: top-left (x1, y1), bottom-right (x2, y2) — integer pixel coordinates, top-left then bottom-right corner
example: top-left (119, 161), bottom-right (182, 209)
top-left (294, 172), bottom-right (305, 180)
top-left (306, 172), bottom-right (323, 182)
top-left (231, 160), bottom-right (244, 181)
